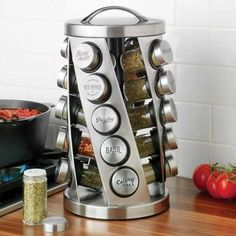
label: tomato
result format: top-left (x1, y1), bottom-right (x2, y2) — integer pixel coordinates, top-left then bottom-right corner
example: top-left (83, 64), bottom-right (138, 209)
top-left (207, 171), bottom-right (221, 199)
top-left (192, 164), bottom-right (211, 191)
top-left (216, 173), bottom-right (236, 199)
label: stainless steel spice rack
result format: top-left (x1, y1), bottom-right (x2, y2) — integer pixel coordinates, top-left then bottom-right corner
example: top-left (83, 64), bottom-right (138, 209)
top-left (55, 6), bottom-right (178, 220)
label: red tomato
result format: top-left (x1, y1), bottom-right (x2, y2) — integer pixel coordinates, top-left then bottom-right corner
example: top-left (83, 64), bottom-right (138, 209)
top-left (192, 164), bottom-right (211, 191)
top-left (207, 171), bottom-right (221, 199)
top-left (216, 173), bottom-right (236, 199)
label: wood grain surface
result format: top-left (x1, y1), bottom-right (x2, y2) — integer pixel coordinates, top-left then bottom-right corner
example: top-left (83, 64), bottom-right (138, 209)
top-left (0, 177), bottom-right (236, 236)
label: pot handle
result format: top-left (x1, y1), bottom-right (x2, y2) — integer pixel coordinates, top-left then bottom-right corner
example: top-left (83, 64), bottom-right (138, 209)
top-left (81, 6), bottom-right (148, 24)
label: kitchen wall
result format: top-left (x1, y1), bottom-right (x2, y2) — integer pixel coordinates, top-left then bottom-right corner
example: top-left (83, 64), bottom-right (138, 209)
top-left (0, 0), bottom-right (236, 178)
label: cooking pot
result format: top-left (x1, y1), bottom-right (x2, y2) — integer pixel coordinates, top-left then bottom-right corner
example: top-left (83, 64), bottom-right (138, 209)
top-left (0, 100), bottom-right (51, 168)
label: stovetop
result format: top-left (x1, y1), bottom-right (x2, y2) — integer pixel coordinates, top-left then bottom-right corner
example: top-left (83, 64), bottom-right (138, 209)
top-left (0, 150), bottom-right (67, 216)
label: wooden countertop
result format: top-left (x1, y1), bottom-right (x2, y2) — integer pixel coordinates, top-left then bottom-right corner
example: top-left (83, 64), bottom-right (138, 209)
top-left (1, 177), bottom-right (236, 236)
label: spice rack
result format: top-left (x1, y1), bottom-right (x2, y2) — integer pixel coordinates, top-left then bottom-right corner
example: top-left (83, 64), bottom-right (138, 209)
top-left (55, 6), bottom-right (178, 220)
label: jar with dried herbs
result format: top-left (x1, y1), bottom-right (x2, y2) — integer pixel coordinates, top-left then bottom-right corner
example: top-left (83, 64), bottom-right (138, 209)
top-left (56, 155), bottom-right (177, 190)
top-left (136, 128), bottom-right (159, 158)
top-left (124, 74), bottom-right (151, 103)
top-left (23, 169), bottom-right (47, 225)
top-left (121, 39), bottom-right (173, 73)
top-left (128, 102), bottom-right (156, 131)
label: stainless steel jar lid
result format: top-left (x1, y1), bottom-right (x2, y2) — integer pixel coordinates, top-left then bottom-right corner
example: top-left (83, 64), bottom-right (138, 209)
top-left (55, 158), bottom-right (70, 184)
top-left (156, 70), bottom-right (176, 96)
top-left (42, 216), bottom-right (68, 233)
top-left (57, 65), bottom-right (68, 89)
top-left (56, 126), bottom-right (67, 151)
top-left (163, 127), bottom-right (178, 151)
top-left (61, 37), bottom-right (68, 58)
top-left (161, 98), bottom-right (178, 124)
top-left (55, 95), bottom-right (67, 120)
top-left (65, 6), bottom-right (165, 38)
top-left (165, 154), bottom-right (178, 177)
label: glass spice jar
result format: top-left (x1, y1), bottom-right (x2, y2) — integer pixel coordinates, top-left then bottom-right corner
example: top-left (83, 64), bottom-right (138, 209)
top-left (124, 74), bottom-right (151, 103)
top-left (128, 102), bottom-right (156, 131)
top-left (55, 155), bottom-right (177, 190)
top-left (135, 128), bottom-right (159, 158)
top-left (121, 39), bottom-right (173, 73)
top-left (55, 95), bottom-right (86, 127)
top-left (124, 70), bottom-right (176, 103)
top-left (56, 126), bottom-right (94, 158)
top-left (23, 169), bottom-right (47, 225)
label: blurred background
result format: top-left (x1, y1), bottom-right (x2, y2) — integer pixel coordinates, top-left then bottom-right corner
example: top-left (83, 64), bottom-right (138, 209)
top-left (0, 0), bottom-right (236, 177)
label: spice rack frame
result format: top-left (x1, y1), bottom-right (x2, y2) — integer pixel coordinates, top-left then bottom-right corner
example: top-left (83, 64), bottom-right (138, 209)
top-left (57, 6), bottom-right (177, 220)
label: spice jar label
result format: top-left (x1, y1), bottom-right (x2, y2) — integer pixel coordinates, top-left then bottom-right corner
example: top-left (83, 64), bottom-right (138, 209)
top-left (111, 168), bottom-right (139, 197)
top-left (101, 137), bottom-right (129, 165)
top-left (92, 106), bottom-right (120, 134)
top-left (81, 75), bottom-right (109, 102)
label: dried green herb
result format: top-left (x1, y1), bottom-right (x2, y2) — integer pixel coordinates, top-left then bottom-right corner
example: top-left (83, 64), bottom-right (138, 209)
top-left (121, 49), bottom-right (144, 73)
top-left (23, 178), bottom-right (47, 225)
top-left (80, 164), bottom-right (102, 191)
top-left (135, 135), bottom-right (156, 158)
top-left (128, 104), bottom-right (154, 131)
top-left (124, 78), bottom-right (150, 103)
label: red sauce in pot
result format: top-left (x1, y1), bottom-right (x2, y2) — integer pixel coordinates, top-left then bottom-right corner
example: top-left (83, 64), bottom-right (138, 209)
top-left (0, 108), bottom-right (41, 121)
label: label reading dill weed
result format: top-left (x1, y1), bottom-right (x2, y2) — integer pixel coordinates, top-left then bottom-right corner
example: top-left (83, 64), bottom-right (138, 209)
top-left (23, 169), bottom-right (47, 225)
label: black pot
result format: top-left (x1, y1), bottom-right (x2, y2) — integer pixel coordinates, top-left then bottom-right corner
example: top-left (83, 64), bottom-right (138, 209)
top-left (0, 100), bottom-right (51, 168)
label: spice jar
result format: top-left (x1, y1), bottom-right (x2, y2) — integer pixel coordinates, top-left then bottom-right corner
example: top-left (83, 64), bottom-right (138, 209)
top-left (55, 154), bottom-right (177, 190)
top-left (121, 39), bottom-right (173, 73)
top-left (124, 74), bottom-right (151, 103)
top-left (55, 95), bottom-right (86, 127)
top-left (128, 102), bottom-right (156, 131)
top-left (56, 126), bottom-right (94, 158)
top-left (124, 69), bottom-right (176, 103)
top-left (23, 169), bottom-right (47, 225)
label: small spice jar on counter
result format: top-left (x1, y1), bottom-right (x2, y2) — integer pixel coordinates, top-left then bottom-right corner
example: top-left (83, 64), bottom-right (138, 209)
top-left (121, 39), bottom-right (173, 73)
top-left (23, 169), bottom-right (47, 225)
top-left (127, 102), bottom-right (156, 131)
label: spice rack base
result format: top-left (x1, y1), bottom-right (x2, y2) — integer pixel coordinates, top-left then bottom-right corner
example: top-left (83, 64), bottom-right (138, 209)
top-left (64, 187), bottom-right (169, 220)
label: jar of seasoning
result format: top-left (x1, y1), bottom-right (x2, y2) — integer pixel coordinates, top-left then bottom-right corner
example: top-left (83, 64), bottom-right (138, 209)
top-left (55, 95), bottom-right (86, 127)
top-left (121, 39), bottom-right (173, 73)
top-left (124, 74), bottom-right (151, 103)
top-left (124, 69), bottom-right (176, 103)
top-left (135, 128), bottom-right (159, 158)
top-left (55, 154), bottom-right (177, 190)
top-left (128, 102), bottom-right (156, 131)
top-left (56, 126), bottom-right (94, 158)
top-left (23, 169), bottom-right (47, 225)
top-left (57, 65), bottom-right (79, 94)
top-left (160, 98), bottom-right (178, 125)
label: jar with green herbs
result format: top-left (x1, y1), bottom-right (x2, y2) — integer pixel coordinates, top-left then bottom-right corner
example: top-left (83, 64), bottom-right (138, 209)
top-left (127, 102), bottom-right (156, 131)
top-left (124, 70), bottom-right (176, 103)
top-left (55, 155), bottom-right (177, 190)
top-left (23, 169), bottom-right (47, 225)
top-left (135, 128), bottom-right (159, 158)
top-left (121, 39), bottom-right (173, 73)
top-left (124, 74), bottom-right (151, 103)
